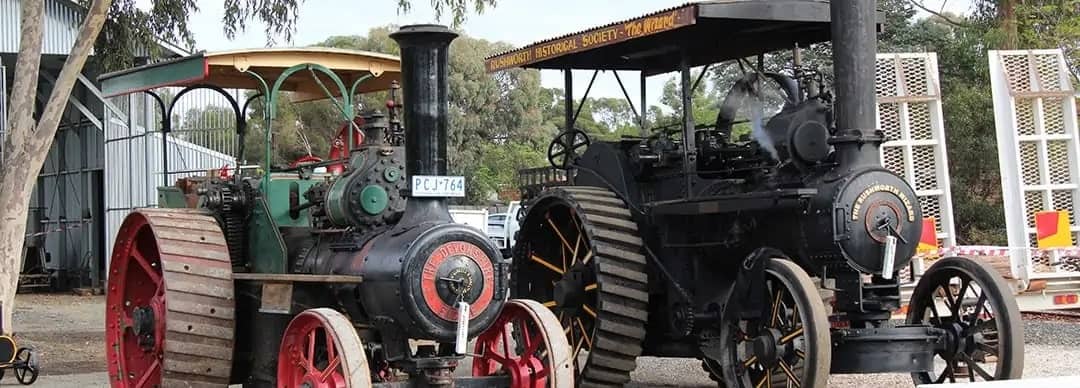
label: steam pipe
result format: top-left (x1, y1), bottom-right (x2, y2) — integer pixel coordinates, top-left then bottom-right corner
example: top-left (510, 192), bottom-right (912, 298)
top-left (830, 0), bottom-right (881, 170)
top-left (390, 24), bottom-right (459, 224)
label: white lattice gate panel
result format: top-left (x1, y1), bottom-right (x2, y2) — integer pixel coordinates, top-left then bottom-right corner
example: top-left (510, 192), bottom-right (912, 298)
top-left (875, 53), bottom-right (957, 252)
top-left (989, 49), bottom-right (1080, 281)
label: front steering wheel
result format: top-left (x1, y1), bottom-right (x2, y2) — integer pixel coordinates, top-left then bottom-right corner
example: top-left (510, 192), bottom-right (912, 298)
top-left (547, 129), bottom-right (591, 169)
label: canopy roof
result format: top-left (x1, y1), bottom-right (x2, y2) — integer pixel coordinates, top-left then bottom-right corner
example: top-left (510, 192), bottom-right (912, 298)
top-left (484, 0), bottom-right (883, 76)
top-left (99, 47), bottom-right (401, 101)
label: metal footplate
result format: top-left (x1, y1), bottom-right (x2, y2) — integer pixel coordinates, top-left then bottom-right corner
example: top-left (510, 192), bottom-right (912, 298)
top-left (830, 325), bottom-right (945, 374)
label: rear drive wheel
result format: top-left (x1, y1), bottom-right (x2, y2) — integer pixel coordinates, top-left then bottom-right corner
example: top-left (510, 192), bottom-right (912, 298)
top-left (718, 258), bottom-right (830, 388)
top-left (512, 186), bottom-right (648, 386)
top-left (105, 208), bottom-right (236, 387)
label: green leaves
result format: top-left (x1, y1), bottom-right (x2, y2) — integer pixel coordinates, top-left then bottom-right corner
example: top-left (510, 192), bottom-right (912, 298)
top-left (398, 0), bottom-right (498, 28)
top-left (94, 0), bottom-right (494, 71)
top-left (95, 0), bottom-right (199, 71)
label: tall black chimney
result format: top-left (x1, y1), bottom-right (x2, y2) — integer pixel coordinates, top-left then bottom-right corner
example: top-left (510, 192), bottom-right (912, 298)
top-left (390, 24), bottom-right (458, 224)
top-left (390, 24), bottom-right (458, 177)
top-left (831, 0), bottom-right (881, 170)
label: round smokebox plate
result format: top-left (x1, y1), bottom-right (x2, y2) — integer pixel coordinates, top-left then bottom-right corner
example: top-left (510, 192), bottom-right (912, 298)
top-left (360, 185), bottom-right (389, 215)
top-left (420, 241), bottom-right (495, 322)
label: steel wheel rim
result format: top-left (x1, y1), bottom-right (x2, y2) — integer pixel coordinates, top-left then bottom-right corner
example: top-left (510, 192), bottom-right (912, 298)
top-left (280, 315), bottom-right (347, 388)
top-left (516, 203), bottom-right (598, 374)
top-left (14, 348), bottom-right (37, 385)
top-left (105, 215), bottom-right (166, 388)
top-left (723, 262), bottom-right (817, 388)
top-left (277, 309), bottom-right (370, 388)
top-left (908, 264), bottom-right (1010, 383)
top-left (472, 299), bottom-right (573, 387)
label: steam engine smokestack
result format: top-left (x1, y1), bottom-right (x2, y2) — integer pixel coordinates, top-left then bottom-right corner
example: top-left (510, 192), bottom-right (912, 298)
top-left (391, 24), bottom-right (458, 177)
top-left (390, 24), bottom-right (458, 224)
top-left (830, 0), bottom-right (881, 169)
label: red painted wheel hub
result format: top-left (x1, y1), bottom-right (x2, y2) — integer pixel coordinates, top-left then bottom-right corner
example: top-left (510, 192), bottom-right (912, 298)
top-left (472, 302), bottom-right (552, 388)
top-left (105, 215), bottom-right (166, 387)
top-left (278, 312), bottom-right (350, 388)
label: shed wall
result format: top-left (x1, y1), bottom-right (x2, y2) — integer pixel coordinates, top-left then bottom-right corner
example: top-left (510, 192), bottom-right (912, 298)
top-left (0, 0), bottom-right (86, 56)
top-left (34, 120), bottom-right (103, 283)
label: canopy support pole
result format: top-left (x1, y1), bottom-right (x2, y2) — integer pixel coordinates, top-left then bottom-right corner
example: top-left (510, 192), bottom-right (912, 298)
top-left (691, 64), bottom-right (711, 93)
top-left (613, 71), bottom-right (641, 132)
top-left (563, 70), bottom-right (574, 131)
top-left (143, 91), bottom-right (169, 187)
top-left (680, 51), bottom-right (696, 199)
top-left (640, 72), bottom-right (648, 136)
top-left (572, 70), bottom-right (599, 128)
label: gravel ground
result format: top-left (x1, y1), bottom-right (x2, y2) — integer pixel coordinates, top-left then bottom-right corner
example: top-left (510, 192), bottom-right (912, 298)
top-left (625, 344), bottom-right (1080, 387)
top-left (10, 293), bottom-right (1080, 387)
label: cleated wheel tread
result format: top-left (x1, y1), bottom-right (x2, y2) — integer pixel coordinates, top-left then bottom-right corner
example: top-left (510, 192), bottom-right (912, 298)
top-left (514, 186), bottom-right (648, 387)
top-left (595, 244), bottom-right (647, 266)
top-left (106, 208), bottom-right (235, 387)
top-left (570, 193), bottom-right (627, 207)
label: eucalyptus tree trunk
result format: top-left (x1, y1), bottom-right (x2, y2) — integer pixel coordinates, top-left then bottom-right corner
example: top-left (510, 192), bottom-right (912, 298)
top-left (1000, 0), bottom-right (1019, 49)
top-left (0, 0), bottom-right (112, 334)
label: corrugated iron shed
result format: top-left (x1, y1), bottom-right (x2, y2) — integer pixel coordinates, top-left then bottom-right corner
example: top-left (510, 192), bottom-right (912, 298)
top-left (0, 0), bottom-right (86, 55)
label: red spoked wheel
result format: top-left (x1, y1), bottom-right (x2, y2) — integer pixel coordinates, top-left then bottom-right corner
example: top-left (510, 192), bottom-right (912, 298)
top-left (277, 308), bottom-right (371, 388)
top-left (105, 209), bottom-right (236, 387)
top-left (472, 299), bottom-right (574, 388)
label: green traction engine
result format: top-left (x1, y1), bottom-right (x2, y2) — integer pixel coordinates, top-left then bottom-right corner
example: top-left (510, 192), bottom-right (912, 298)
top-left (101, 25), bottom-right (573, 388)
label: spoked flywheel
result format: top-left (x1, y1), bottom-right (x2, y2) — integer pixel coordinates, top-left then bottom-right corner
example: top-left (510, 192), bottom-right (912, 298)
top-left (277, 308), bottom-right (371, 388)
top-left (906, 256), bottom-right (1024, 384)
top-left (472, 299), bottom-right (575, 387)
top-left (512, 186), bottom-right (648, 386)
top-left (717, 258), bottom-right (830, 388)
top-left (547, 129), bottom-right (591, 170)
top-left (105, 208), bottom-right (236, 387)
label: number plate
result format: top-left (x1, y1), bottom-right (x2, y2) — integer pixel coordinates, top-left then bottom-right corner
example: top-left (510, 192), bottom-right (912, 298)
top-left (411, 175), bottom-right (466, 197)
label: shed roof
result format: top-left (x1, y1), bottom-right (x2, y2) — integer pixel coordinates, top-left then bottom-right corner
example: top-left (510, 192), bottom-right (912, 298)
top-left (98, 47), bottom-right (401, 102)
top-left (484, 0), bottom-right (883, 76)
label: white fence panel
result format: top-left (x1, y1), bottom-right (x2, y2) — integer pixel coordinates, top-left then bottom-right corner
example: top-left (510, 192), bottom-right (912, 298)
top-left (989, 49), bottom-right (1080, 285)
top-left (875, 53), bottom-right (957, 282)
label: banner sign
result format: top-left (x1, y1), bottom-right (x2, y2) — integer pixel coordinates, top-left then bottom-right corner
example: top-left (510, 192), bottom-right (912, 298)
top-left (485, 6), bottom-right (697, 72)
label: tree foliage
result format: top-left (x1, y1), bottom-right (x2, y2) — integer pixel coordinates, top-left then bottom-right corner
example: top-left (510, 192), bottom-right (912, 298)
top-left (91, 0), bottom-right (497, 71)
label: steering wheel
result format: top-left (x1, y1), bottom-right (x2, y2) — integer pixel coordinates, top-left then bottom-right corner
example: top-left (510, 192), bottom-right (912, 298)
top-left (547, 129), bottom-right (591, 170)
